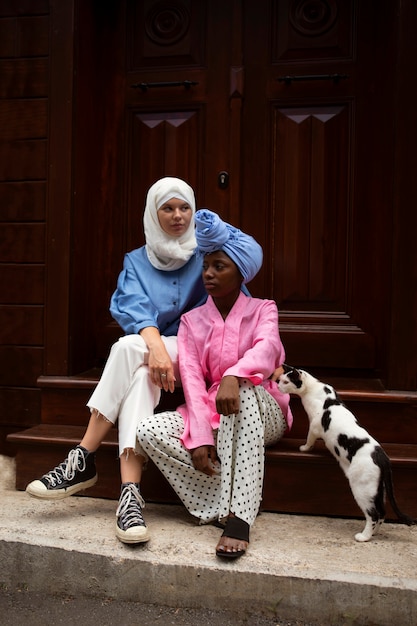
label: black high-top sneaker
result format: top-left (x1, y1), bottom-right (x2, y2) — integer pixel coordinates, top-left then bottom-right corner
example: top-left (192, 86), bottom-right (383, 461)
top-left (26, 445), bottom-right (98, 499)
top-left (116, 482), bottom-right (150, 544)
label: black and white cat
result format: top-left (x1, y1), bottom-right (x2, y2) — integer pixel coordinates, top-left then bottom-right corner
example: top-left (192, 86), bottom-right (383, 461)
top-left (278, 366), bottom-right (415, 542)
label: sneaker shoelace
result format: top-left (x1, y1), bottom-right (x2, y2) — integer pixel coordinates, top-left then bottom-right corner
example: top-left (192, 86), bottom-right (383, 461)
top-left (43, 447), bottom-right (87, 487)
top-left (116, 483), bottom-right (146, 530)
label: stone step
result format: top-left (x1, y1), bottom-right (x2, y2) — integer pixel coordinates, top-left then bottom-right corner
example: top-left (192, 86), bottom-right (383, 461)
top-left (1, 477), bottom-right (417, 626)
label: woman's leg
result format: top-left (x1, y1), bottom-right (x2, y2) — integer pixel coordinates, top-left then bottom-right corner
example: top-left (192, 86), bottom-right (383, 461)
top-left (115, 450), bottom-right (150, 544)
top-left (215, 380), bottom-right (287, 555)
top-left (25, 335), bottom-right (152, 501)
top-left (103, 335), bottom-right (180, 544)
top-left (137, 411), bottom-right (222, 523)
top-left (80, 411), bottom-right (114, 451)
top-left (116, 335), bottom-right (179, 458)
top-left (87, 334), bottom-right (155, 425)
top-left (217, 380), bottom-right (286, 525)
top-left (81, 352), bottom-right (158, 545)
top-left (139, 382), bottom-right (286, 530)
top-left (97, 335), bottom-right (179, 544)
top-left (139, 382), bottom-right (286, 557)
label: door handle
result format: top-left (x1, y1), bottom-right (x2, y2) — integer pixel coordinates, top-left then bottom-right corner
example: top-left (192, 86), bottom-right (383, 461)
top-left (277, 74), bottom-right (349, 85)
top-left (131, 80), bottom-right (198, 92)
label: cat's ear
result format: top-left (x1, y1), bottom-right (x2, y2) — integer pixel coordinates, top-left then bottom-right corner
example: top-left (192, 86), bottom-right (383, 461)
top-left (288, 367), bottom-right (303, 388)
top-left (289, 367), bottom-right (302, 381)
top-left (283, 363), bottom-right (302, 379)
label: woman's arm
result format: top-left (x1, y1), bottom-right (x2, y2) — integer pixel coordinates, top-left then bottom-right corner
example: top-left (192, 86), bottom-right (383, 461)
top-left (270, 365), bottom-right (284, 382)
top-left (110, 252), bottom-right (160, 335)
top-left (178, 316), bottom-right (216, 449)
top-left (215, 375), bottom-right (240, 415)
top-left (139, 327), bottom-right (176, 392)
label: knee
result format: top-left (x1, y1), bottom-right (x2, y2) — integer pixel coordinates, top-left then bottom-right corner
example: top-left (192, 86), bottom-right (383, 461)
top-left (107, 333), bottom-right (147, 364)
top-left (137, 421), bottom-right (158, 459)
top-left (137, 419), bottom-right (152, 446)
top-left (137, 412), bottom-right (176, 447)
top-left (115, 334), bottom-right (146, 351)
top-left (238, 378), bottom-right (254, 392)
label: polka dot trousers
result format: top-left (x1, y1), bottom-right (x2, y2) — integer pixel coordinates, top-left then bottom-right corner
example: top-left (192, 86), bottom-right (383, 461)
top-left (137, 379), bottom-right (287, 527)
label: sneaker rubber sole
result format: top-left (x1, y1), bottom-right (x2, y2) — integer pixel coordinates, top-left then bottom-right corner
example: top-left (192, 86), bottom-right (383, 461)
top-left (25, 474), bottom-right (98, 500)
top-left (115, 524), bottom-right (150, 544)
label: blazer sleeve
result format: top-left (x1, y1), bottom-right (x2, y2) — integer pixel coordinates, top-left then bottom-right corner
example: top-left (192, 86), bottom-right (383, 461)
top-left (223, 300), bottom-right (284, 383)
top-left (178, 315), bottom-right (215, 449)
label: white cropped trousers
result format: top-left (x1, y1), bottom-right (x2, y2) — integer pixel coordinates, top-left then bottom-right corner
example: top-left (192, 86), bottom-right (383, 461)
top-left (87, 334), bottom-right (180, 456)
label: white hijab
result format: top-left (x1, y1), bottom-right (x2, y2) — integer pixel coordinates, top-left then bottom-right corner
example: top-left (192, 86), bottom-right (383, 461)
top-left (143, 177), bottom-right (197, 271)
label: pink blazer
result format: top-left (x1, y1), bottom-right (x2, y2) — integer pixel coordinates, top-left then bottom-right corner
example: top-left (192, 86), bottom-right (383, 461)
top-left (177, 291), bottom-right (293, 449)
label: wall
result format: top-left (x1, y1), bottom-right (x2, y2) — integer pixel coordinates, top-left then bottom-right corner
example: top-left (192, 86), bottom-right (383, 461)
top-left (0, 0), bottom-right (49, 452)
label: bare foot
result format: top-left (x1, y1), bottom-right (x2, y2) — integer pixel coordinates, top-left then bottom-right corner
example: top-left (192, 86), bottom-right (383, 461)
top-left (215, 535), bottom-right (248, 555)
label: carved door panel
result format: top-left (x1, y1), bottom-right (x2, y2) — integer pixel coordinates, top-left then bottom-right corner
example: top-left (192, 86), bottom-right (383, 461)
top-left (124, 0), bottom-right (237, 252)
top-left (72, 0), bottom-right (239, 368)
top-left (239, 0), bottom-right (396, 374)
top-left (72, 0), bottom-right (395, 379)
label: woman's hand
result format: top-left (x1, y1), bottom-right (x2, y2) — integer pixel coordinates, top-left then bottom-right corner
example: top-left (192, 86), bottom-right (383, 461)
top-left (191, 445), bottom-right (219, 476)
top-left (140, 327), bottom-right (176, 392)
top-left (270, 365), bottom-right (284, 382)
top-left (215, 375), bottom-right (240, 416)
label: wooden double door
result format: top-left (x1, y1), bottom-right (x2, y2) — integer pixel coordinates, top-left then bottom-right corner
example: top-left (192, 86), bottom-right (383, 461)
top-left (66, 0), bottom-right (403, 386)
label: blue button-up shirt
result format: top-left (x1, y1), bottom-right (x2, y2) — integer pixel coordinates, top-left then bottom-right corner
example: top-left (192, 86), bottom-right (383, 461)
top-left (110, 247), bottom-right (207, 336)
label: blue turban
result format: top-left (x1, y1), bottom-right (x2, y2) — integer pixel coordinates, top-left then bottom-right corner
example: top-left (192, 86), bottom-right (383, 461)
top-left (195, 209), bottom-right (263, 284)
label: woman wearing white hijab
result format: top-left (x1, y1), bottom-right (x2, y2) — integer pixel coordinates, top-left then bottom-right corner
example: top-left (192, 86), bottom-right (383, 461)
top-left (26, 177), bottom-right (206, 544)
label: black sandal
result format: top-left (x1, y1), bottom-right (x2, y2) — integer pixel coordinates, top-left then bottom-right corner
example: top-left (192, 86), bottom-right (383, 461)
top-left (215, 516), bottom-right (250, 560)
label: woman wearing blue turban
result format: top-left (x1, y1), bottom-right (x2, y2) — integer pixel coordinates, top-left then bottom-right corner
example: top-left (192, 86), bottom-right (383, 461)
top-left (138, 210), bottom-right (292, 559)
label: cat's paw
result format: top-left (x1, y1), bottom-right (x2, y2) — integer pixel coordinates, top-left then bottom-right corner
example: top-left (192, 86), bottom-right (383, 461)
top-left (354, 532), bottom-right (372, 542)
top-left (299, 444), bottom-right (311, 452)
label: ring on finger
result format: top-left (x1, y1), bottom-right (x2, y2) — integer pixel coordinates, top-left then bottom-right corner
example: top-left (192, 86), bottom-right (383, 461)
top-left (161, 373), bottom-right (167, 378)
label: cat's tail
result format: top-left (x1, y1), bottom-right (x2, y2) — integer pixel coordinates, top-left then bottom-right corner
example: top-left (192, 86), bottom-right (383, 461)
top-left (375, 446), bottom-right (416, 526)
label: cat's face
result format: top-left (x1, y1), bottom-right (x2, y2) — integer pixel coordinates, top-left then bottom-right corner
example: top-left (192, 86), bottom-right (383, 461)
top-left (278, 366), bottom-right (304, 395)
